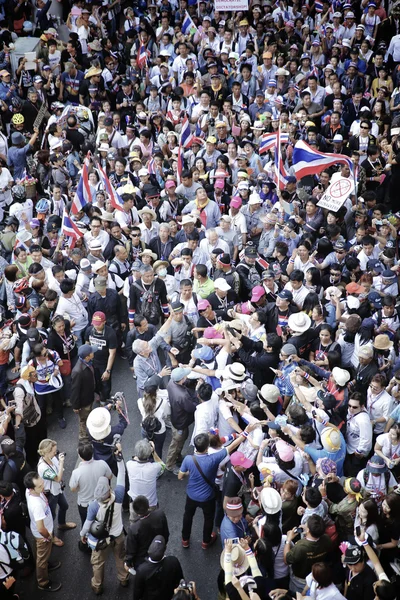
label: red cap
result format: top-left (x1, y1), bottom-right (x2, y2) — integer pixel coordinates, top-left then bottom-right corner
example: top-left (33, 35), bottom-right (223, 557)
top-left (92, 311), bottom-right (106, 324)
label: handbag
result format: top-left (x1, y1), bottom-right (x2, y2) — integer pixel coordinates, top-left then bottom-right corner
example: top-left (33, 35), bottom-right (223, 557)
top-left (59, 358), bottom-right (71, 377)
top-left (89, 502), bottom-right (115, 551)
top-left (192, 455), bottom-right (219, 494)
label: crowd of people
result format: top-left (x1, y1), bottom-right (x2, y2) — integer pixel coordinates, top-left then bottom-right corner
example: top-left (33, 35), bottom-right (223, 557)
top-left (1, 0), bottom-right (400, 599)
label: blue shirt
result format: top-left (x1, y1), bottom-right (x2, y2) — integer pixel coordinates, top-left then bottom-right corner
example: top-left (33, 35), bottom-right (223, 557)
top-left (181, 449), bottom-right (227, 502)
top-left (220, 515), bottom-right (250, 547)
top-left (305, 431), bottom-right (347, 477)
top-left (8, 144), bottom-right (31, 180)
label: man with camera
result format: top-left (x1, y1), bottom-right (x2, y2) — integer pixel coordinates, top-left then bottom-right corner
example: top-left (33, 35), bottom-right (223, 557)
top-left (71, 345), bottom-right (98, 442)
top-left (80, 443), bottom-right (129, 595)
top-left (86, 402), bottom-right (128, 477)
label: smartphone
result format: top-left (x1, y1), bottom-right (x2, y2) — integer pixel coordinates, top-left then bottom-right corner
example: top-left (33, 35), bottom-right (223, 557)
top-left (355, 525), bottom-right (361, 537)
top-left (311, 409), bottom-right (317, 418)
top-left (230, 537), bottom-right (240, 544)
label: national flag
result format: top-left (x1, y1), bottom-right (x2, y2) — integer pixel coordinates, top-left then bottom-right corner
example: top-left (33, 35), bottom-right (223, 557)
top-left (137, 44), bottom-right (149, 69)
top-left (315, 0), bottom-right (323, 12)
top-left (177, 145), bottom-right (184, 185)
top-left (309, 65), bottom-right (319, 79)
top-left (180, 114), bottom-right (193, 148)
top-left (292, 140), bottom-right (353, 180)
top-left (71, 160), bottom-right (92, 215)
top-left (259, 131), bottom-right (289, 154)
top-left (147, 157), bottom-right (156, 175)
top-left (97, 163), bottom-right (125, 211)
top-left (62, 207), bottom-right (83, 249)
top-left (181, 11), bottom-right (198, 36)
top-left (273, 126), bottom-right (289, 190)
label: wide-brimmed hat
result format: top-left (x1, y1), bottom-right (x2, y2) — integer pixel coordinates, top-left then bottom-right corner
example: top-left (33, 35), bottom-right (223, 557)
top-left (223, 363), bottom-right (246, 382)
top-left (288, 312), bottom-right (311, 333)
top-left (138, 206), bottom-right (157, 221)
top-left (373, 334), bottom-right (393, 351)
top-left (258, 384), bottom-right (280, 404)
top-left (140, 249), bottom-right (157, 261)
top-left (153, 260), bottom-right (169, 272)
top-left (220, 544), bottom-right (249, 576)
top-left (321, 426), bottom-right (341, 452)
top-left (87, 408), bottom-right (111, 440)
top-left (260, 487), bottom-right (282, 514)
top-left (331, 367), bottom-right (350, 386)
top-left (85, 66), bottom-right (102, 79)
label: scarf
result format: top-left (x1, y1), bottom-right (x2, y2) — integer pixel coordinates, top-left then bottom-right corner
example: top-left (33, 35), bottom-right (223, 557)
top-left (195, 197), bottom-right (210, 228)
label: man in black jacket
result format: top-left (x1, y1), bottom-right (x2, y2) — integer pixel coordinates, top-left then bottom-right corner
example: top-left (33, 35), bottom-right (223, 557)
top-left (133, 535), bottom-right (183, 600)
top-left (235, 333), bottom-right (282, 388)
top-left (125, 496), bottom-right (169, 570)
top-left (71, 344), bottom-right (97, 441)
top-left (264, 290), bottom-right (300, 334)
top-left (129, 265), bottom-right (169, 328)
top-left (165, 368), bottom-right (198, 475)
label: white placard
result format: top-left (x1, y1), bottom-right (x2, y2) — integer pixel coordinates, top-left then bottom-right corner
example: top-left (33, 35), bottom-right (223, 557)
top-left (317, 177), bottom-right (355, 212)
top-left (24, 52), bottom-right (36, 70)
top-left (214, 0), bottom-right (249, 11)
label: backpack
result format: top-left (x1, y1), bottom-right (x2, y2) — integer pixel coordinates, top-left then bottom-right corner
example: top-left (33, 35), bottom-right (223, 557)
top-left (0, 531), bottom-right (30, 575)
top-left (14, 383), bottom-right (39, 427)
top-left (133, 281), bottom-right (162, 323)
top-left (141, 398), bottom-right (163, 440)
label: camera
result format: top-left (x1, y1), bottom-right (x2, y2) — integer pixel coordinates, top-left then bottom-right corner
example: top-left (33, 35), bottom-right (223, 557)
top-left (109, 391), bottom-right (125, 410)
top-left (209, 118), bottom-right (215, 127)
top-left (178, 580), bottom-right (194, 597)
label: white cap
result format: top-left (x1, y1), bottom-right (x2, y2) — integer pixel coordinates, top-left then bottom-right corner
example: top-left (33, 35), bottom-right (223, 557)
top-left (214, 278), bottom-right (231, 291)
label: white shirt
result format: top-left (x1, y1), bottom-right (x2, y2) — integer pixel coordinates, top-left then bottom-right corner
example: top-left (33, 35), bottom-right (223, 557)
top-left (356, 245), bottom-right (381, 271)
top-left (139, 221), bottom-right (160, 245)
top-left (199, 237), bottom-right (230, 255)
top-left (88, 272), bottom-right (123, 293)
top-left (126, 460), bottom-right (162, 507)
top-left (376, 432), bottom-right (400, 459)
top-left (191, 395), bottom-right (219, 445)
top-left (115, 207), bottom-right (139, 229)
top-left (346, 410), bottom-right (373, 455)
top-left (283, 282), bottom-right (310, 309)
top-left (55, 293), bottom-right (88, 332)
top-left (367, 389), bottom-right (393, 434)
top-left (26, 491), bottom-right (53, 539)
top-left (84, 229), bottom-right (110, 252)
top-left (305, 574), bottom-right (346, 600)
top-left (386, 34), bottom-right (400, 63)
top-left (137, 389), bottom-right (170, 434)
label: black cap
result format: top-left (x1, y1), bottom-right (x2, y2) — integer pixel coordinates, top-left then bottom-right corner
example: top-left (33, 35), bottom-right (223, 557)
top-left (104, 116), bottom-right (113, 126)
top-left (147, 535), bottom-right (166, 562)
top-left (171, 301), bottom-right (184, 313)
top-left (245, 246), bottom-right (258, 258)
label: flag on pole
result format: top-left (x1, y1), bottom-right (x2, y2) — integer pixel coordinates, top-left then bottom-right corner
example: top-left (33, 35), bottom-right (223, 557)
top-left (292, 140), bottom-right (353, 180)
top-left (182, 11), bottom-right (198, 36)
top-left (147, 157), bottom-right (156, 174)
top-left (71, 159), bottom-right (92, 215)
top-left (273, 126), bottom-right (289, 190)
top-left (137, 44), bottom-right (149, 69)
top-left (315, 1), bottom-right (323, 12)
top-left (259, 131), bottom-right (289, 154)
top-left (62, 207), bottom-right (83, 249)
top-left (97, 163), bottom-right (125, 211)
top-left (180, 114), bottom-right (193, 148)
top-left (177, 145), bottom-right (184, 185)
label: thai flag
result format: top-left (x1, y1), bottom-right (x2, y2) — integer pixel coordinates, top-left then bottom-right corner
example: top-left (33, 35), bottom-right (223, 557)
top-left (71, 160), bottom-right (92, 215)
top-left (315, 0), bottom-right (323, 12)
top-left (259, 131), bottom-right (289, 154)
top-left (292, 140), bottom-right (353, 180)
top-left (309, 65), bottom-right (320, 79)
top-left (181, 11), bottom-right (198, 36)
top-left (274, 127), bottom-right (289, 190)
top-left (180, 114), bottom-right (193, 148)
top-left (137, 44), bottom-right (149, 69)
top-left (97, 163), bottom-right (124, 212)
top-left (177, 145), bottom-right (184, 185)
top-left (62, 207), bottom-right (83, 249)
top-left (147, 157), bottom-right (156, 174)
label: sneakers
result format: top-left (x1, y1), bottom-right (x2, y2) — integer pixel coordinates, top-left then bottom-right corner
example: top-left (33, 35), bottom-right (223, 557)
top-left (182, 539), bottom-right (190, 549)
top-left (58, 418), bottom-right (66, 429)
top-left (165, 466), bottom-right (180, 476)
top-left (201, 532), bottom-right (218, 550)
top-left (48, 561), bottom-right (61, 572)
top-left (38, 580), bottom-right (62, 592)
top-left (91, 585), bottom-right (103, 596)
top-left (58, 522), bottom-right (76, 530)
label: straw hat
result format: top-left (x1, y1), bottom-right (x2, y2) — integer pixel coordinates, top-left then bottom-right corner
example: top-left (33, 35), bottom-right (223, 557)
top-left (373, 334), bottom-right (393, 351)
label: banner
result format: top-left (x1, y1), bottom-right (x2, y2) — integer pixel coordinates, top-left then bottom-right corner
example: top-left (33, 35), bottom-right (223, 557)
top-left (214, 0), bottom-right (249, 11)
top-left (317, 177), bottom-right (354, 212)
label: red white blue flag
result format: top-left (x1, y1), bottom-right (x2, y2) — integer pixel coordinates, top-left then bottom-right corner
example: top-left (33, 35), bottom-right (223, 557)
top-left (292, 140), bottom-right (353, 180)
top-left (97, 163), bottom-right (125, 211)
top-left (71, 159), bottom-right (92, 215)
top-left (137, 44), bottom-right (149, 69)
top-left (62, 207), bottom-right (83, 248)
top-left (260, 131), bottom-right (289, 154)
top-left (273, 126), bottom-right (289, 190)
top-left (180, 114), bottom-right (193, 148)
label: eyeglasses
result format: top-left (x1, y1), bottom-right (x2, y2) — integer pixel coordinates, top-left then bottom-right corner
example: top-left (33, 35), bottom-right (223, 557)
top-left (131, 233), bottom-right (141, 237)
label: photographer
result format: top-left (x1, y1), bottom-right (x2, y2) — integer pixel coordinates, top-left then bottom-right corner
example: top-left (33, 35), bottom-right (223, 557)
top-left (86, 402), bottom-right (128, 476)
top-left (80, 444), bottom-right (129, 595)
top-left (126, 439), bottom-right (165, 520)
top-left (37, 438), bottom-right (76, 536)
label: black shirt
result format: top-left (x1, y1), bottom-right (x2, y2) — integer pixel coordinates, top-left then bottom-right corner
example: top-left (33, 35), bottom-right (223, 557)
top-left (66, 128), bottom-right (85, 152)
top-left (346, 564), bottom-right (376, 600)
top-left (85, 324), bottom-right (117, 365)
top-left (125, 509), bottom-right (169, 568)
top-left (134, 556), bottom-right (183, 600)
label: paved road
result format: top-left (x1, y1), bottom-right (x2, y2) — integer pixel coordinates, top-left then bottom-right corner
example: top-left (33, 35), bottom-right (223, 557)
top-left (20, 356), bottom-right (221, 600)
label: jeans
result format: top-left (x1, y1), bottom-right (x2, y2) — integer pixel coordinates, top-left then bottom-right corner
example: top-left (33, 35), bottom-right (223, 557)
top-left (78, 504), bottom-right (88, 527)
top-left (165, 426), bottom-right (188, 470)
top-left (74, 328), bottom-right (87, 349)
top-left (344, 452), bottom-right (368, 477)
top-left (182, 495), bottom-right (216, 544)
top-left (48, 492), bottom-right (69, 526)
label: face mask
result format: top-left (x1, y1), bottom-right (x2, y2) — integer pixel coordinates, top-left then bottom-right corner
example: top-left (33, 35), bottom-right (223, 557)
top-left (158, 268), bottom-right (167, 277)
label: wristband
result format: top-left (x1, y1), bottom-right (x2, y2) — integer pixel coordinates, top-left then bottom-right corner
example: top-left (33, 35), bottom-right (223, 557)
top-left (360, 539), bottom-right (368, 546)
top-left (289, 258), bottom-right (295, 264)
top-left (242, 431), bottom-right (249, 438)
top-left (225, 552), bottom-right (231, 562)
top-left (303, 373), bottom-right (310, 380)
top-left (245, 548), bottom-right (253, 556)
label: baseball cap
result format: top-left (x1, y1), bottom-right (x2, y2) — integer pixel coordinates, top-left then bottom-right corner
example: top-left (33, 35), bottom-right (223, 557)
top-left (214, 278), bottom-right (231, 291)
top-left (193, 345), bottom-right (214, 361)
top-left (251, 286), bottom-right (266, 302)
top-left (198, 299), bottom-right (211, 311)
top-left (230, 451), bottom-right (253, 469)
top-left (92, 311), bottom-right (106, 324)
top-left (277, 290), bottom-right (293, 301)
top-left (171, 367), bottom-right (191, 382)
top-left (343, 546), bottom-right (364, 565)
top-left (230, 197), bottom-right (242, 208)
top-left (366, 259), bottom-right (383, 273)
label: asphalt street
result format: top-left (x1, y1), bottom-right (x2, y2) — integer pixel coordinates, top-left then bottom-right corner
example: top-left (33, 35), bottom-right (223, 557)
top-left (19, 356), bottom-right (222, 600)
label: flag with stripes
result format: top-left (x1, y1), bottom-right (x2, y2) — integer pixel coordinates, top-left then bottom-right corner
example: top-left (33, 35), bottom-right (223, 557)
top-left (97, 163), bottom-right (125, 211)
top-left (62, 207), bottom-right (83, 249)
top-left (274, 126), bottom-right (289, 190)
top-left (315, 1), bottom-right (323, 12)
top-left (292, 140), bottom-right (353, 180)
top-left (182, 11), bottom-right (198, 36)
top-left (259, 131), bottom-right (289, 154)
top-left (71, 159), bottom-right (92, 215)
top-left (180, 114), bottom-right (193, 148)
top-left (177, 145), bottom-right (184, 185)
top-left (137, 44), bottom-right (149, 69)
top-left (147, 157), bottom-right (156, 174)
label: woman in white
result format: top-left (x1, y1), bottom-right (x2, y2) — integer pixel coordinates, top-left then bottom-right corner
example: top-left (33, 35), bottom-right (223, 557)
top-left (302, 562), bottom-right (346, 600)
top-left (287, 242), bottom-right (315, 276)
top-left (138, 385), bottom-right (170, 459)
top-left (375, 423), bottom-right (400, 473)
top-left (0, 162), bottom-right (13, 220)
top-left (37, 439), bottom-right (76, 543)
top-left (354, 498), bottom-right (380, 546)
